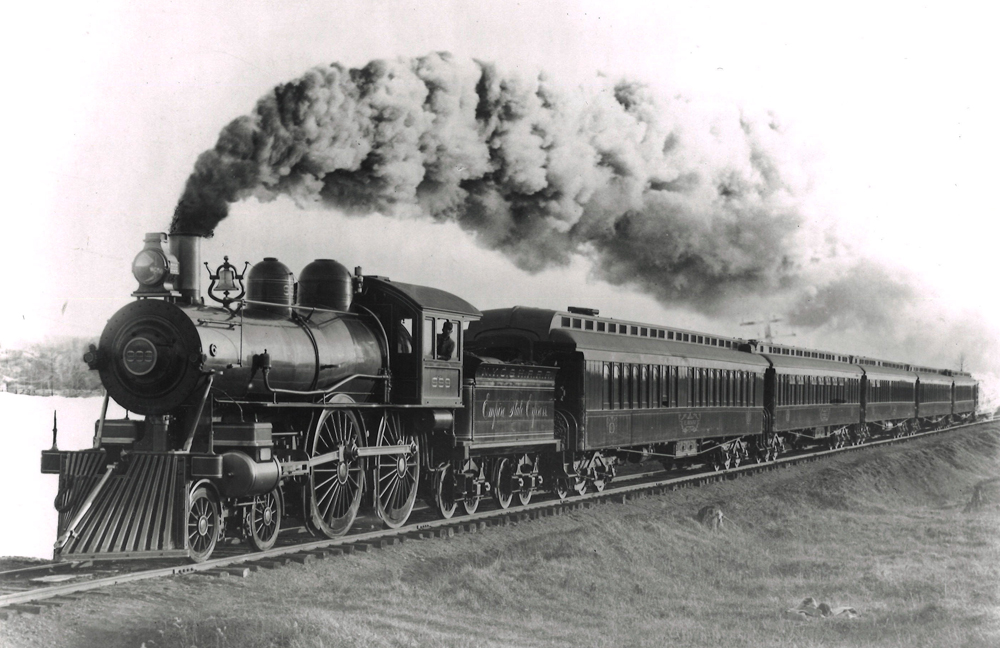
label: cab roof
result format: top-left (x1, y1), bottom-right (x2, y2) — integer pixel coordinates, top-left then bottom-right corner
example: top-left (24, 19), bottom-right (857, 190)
top-left (365, 278), bottom-right (481, 319)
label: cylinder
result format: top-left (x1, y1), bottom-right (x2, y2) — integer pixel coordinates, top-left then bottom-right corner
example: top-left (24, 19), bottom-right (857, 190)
top-left (219, 452), bottom-right (280, 498)
top-left (297, 259), bottom-right (353, 311)
top-left (168, 234), bottom-right (202, 303)
top-left (246, 257), bottom-right (294, 317)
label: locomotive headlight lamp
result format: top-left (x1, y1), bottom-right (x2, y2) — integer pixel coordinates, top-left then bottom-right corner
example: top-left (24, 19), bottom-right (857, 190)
top-left (131, 233), bottom-right (179, 297)
top-left (132, 249), bottom-right (169, 286)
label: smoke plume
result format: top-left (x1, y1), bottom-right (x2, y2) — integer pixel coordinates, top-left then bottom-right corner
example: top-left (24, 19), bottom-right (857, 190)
top-left (787, 260), bottom-right (915, 332)
top-left (171, 53), bottom-right (994, 378)
top-left (172, 53), bottom-right (809, 312)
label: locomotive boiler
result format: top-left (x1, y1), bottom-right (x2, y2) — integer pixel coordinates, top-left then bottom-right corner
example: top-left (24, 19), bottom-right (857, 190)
top-left (95, 233), bottom-right (384, 416)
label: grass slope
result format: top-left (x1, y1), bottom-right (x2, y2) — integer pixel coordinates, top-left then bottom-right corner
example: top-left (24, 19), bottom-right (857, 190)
top-left (3, 425), bottom-right (998, 648)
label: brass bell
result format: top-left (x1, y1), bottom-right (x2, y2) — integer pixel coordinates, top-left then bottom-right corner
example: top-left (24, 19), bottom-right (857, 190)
top-left (216, 266), bottom-right (238, 292)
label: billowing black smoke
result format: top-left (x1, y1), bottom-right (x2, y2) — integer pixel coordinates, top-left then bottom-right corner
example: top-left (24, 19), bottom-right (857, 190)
top-left (171, 53), bottom-right (809, 313)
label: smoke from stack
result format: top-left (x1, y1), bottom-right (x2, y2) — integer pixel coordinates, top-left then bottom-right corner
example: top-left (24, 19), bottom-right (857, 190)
top-left (170, 53), bottom-right (994, 375)
top-left (171, 53), bottom-right (809, 312)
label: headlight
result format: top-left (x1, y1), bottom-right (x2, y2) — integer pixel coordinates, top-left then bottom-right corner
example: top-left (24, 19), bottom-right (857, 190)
top-left (132, 249), bottom-right (168, 286)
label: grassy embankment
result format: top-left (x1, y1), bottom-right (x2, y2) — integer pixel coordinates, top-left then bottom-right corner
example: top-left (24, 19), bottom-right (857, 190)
top-left (2, 425), bottom-right (998, 648)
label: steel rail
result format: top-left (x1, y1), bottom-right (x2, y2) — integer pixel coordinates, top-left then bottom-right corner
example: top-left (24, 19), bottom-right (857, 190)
top-left (0, 418), bottom-right (990, 611)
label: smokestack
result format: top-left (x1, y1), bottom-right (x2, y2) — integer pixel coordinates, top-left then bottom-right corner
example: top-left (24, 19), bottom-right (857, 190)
top-left (168, 234), bottom-right (202, 304)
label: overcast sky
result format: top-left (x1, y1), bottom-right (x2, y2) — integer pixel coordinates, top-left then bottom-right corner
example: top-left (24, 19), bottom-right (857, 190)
top-left (2, 1), bottom-right (998, 384)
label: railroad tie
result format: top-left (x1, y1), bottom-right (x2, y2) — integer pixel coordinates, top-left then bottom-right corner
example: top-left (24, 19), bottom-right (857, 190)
top-left (254, 556), bottom-right (293, 569)
top-left (7, 603), bottom-right (43, 615)
top-left (201, 566), bottom-right (252, 578)
top-left (303, 548), bottom-right (341, 559)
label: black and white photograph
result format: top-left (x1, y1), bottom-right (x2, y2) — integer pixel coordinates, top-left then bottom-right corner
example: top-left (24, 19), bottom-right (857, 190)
top-left (1, 1), bottom-right (998, 646)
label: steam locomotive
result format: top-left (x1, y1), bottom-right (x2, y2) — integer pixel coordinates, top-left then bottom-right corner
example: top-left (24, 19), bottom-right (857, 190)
top-left (40, 233), bottom-right (979, 562)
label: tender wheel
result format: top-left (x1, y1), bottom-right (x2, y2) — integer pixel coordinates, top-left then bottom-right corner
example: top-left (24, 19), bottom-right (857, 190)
top-left (187, 486), bottom-right (219, 563)
top-left (373, 413), bottom-right (419, 529)
top-left (304, 409), bottom-right (365, 538)
top-left (433, 463), bottom-right (458, 519)
top-left (247, 487), bottom-right (282, 552)
top-left (462, 491), bottom-right (479, 515)
top-left (517, 454), bottom-right (535, 505)
top-left (460, 459), bottom-right (480, 515)
top-left (492, 457), bottom-right (514, 509)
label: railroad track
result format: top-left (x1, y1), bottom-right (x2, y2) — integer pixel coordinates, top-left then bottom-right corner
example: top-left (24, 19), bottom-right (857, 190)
top-left (0, 419), bottom-right (990, 619)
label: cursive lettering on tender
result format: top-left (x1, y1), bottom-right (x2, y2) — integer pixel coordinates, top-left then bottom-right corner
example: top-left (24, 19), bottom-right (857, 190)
top-left (480, 392), bottom-right (552, 430)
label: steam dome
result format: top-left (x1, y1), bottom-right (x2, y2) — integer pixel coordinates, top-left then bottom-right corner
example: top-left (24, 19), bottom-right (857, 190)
top-left (296, 259), bottom-right (353, 311)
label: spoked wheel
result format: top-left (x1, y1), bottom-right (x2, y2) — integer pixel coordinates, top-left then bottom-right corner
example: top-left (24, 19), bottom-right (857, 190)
top-left (373, 413), bottom-right (420, 529)
top-left (711, 448), bottom-right (731, 472)
top-left (247, 487), bottom-right (282, 552)
top-left (731, 444), bottom-right (743, 469)
top-left (304, 409), bottom-right (365, 538)
top-left (460, 459), bottom-right (481, 515)
top-left (187, 486), bottom-right (219, 563)
top-left (492, 457), bottom-right (515, 509)
top-left (433, 463), bottom-right (458, 519)
top-left (590, 455), bottom-right (608, 492)
top-left (517, 455), bottom-right (535, 505)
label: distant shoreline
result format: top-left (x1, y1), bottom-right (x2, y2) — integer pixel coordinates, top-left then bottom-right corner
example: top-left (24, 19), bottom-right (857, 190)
top-left (0, 389), bottom-right (102, 398)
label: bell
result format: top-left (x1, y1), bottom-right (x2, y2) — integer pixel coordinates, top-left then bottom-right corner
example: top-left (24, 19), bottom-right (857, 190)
top-left (217, 266), bottom-right (238, 292)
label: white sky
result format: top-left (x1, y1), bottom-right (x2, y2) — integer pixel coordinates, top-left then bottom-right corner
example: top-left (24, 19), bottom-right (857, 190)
top-left (1, 1), bottom-right (998, 369)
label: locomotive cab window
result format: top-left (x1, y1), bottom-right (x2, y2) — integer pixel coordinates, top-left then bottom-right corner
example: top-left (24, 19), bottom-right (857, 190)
top-left (396, 318), bottom-right (413, 354)
top-left (423, 317), bottom-right (461, 361)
